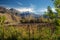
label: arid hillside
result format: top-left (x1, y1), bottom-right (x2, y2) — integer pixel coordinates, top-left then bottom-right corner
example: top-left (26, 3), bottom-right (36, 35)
top-left (0, 6), bottom-right (21, 24)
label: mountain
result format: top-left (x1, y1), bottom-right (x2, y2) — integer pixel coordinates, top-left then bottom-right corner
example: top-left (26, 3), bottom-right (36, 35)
top-left (0, 6), bottom-right (8, 13)
top-left (9, 8), bottom-right (20, 15)
top-left (0, 6), bottom-right (41, 24)
top-left (19, 11), bottom-right (40, 18)
top-left (0, 6), bottom-right (21, 24)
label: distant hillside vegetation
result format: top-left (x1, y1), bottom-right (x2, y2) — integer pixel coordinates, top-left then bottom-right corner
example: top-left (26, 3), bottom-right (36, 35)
top-left (0, 6), bottom-right (50, 24)
top-left (0, 6), bottom-right (21, 24)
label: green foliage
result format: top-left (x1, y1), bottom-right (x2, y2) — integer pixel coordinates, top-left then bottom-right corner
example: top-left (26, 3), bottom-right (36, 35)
top-left (47, 6), bottom-right (55, 19)
top-left (0, 16), bottom-right (6, 26)
top-left (44, 6), bottom-right (56, 23)
top-left (54, 0), bottom-right (60, 8)
top-left (0, 16), bottom-right (6, 40)
top-left (1, 0), bottom-right (60, 40)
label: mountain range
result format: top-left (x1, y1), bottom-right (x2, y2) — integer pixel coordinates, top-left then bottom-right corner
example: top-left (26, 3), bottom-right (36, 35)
top-left (0, 6), bottom-right (41, 24)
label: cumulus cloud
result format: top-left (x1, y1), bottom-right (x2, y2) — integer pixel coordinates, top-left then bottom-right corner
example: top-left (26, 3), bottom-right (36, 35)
top-left (15, 4), bottom-right (35, 13)
top-left (16, 8), bottom-right (34, 13)
top-left (39, 8), bottom-right (56, 12)
top-left (39, 9), bottom-right (47, 12)
top-left (15, 7), bottom-right (56, 14)
top-left (14, 2), bottom-right (56, 14)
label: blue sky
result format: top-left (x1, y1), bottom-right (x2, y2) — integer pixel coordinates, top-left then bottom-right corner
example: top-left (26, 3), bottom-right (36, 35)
top-left (0, 0), bottom-right (54, 14)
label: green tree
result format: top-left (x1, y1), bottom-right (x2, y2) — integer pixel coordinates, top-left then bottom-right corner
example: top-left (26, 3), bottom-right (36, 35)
top-left (44, 6), bottom-right (55, 23)
top-left (51, 0), bottom-right (60, 40)
top-left (54, 0), bottom-right (60, 26)
top-left (47, 6), bottom-right (55, 19)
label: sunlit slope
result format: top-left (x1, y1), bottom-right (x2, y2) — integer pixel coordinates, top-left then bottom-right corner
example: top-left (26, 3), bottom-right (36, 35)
top-left (0, 13), bottom-right (21, 23)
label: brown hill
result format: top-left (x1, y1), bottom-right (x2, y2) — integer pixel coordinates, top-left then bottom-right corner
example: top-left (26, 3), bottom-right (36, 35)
top-left (0, 6), bottom-right (21, 24)
top-left (0, 13), bottom-right (21, 24)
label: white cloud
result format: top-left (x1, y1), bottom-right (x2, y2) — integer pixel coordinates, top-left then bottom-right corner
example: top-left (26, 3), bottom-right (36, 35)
top-left (39, 9), bottom-right (47, 12)
top-left (15, 4), bottom-right (35, 13)
top-left (16, 8), bottom-right (34, 13)
top-left (39, 8), bottom-right (56, 12)
top-left (17, 2), bottom-right (23, 5)
top-left (52, 8), bottom-right (56, 12)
